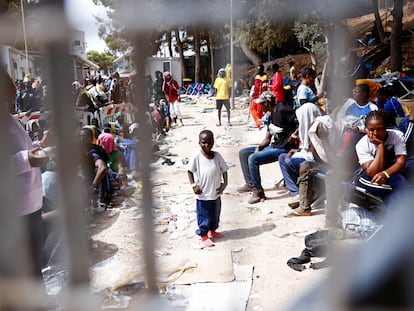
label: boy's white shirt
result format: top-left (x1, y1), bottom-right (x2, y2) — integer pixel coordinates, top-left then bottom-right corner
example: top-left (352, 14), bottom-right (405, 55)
top-left (188, 150), bottom-right (229, 200)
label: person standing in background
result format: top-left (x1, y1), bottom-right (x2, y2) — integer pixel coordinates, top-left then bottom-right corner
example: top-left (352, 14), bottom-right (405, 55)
top-left (252, 64), bottom-right (268, 100)
top-left (213, 68), bottom-right (232, 126)
top-left (269, 63), bottom-right (285, 104)
top-left (288, 60), bottom-right (298, 81)
top-left (163, 71), bottom-right (183, 126)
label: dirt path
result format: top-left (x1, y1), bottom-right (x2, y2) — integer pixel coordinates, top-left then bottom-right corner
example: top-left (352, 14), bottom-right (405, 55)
top-left (88, 97), bottom-right (328, 310)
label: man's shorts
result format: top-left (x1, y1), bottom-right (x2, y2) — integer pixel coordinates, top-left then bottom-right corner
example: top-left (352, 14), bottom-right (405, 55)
top-left (216, 99), bottom-right (230, 110)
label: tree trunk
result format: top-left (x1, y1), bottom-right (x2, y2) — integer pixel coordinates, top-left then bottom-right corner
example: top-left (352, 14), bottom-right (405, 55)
top-left (174, 29), bottom-right (187, 82)
top-left (193, 28), bottom-right (201, 83)
top-left (391, 0), bottom-right (403, 72)
top-left (206, 32), bottom-right (215, 84)
top-left (240, 42), bottom-right (261, 66)
top-left (373, 0), bottom-right (386, 44)
top-left (166, 31), bottom-right (173, 58)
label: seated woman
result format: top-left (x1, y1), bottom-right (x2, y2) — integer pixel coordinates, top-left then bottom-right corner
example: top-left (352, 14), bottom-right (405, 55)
top-left (355, 110), bottom-right (410, 210)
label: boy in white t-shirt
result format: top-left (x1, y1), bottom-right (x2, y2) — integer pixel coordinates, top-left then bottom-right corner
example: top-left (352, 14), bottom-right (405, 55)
top-left (187, 130), bottom-right (229, 247)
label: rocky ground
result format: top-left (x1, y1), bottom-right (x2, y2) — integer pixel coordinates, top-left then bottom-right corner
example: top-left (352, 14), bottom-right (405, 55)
top-left (85, 96), bottom-right (329, 311)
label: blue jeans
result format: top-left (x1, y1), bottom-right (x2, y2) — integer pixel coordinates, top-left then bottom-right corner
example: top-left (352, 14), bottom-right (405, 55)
top-left (196, 198), bottom-right (221, 236)
top-left (278, 153), bottom-right (306, 196)
top-left (358, 172), bottom-right (412, 212)
top-left (239, 146), bottom-right (286, 190)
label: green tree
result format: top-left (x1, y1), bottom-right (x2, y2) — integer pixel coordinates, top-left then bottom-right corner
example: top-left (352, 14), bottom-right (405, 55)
top-left (233, 2), bottom-right (294, 66)
top-left (86, 50), bottom-right (116, 72)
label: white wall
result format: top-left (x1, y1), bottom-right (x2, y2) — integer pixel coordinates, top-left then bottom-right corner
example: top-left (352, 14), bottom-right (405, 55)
top-left (145, 57), bottom-right (181, 84)
top-left (0, 45), bottom-right (35, 81)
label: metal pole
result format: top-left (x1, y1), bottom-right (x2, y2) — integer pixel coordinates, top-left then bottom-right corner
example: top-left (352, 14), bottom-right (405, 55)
top-left (230, 0), bottom-right (234, 109)
top-left (21, 0), bottom-right (30, 73)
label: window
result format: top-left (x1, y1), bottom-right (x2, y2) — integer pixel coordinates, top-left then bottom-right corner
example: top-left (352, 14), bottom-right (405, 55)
top-left (162, 61), bottom-right (171, 73)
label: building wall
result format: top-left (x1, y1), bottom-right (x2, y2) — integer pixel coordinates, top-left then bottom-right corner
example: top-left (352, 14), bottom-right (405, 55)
top-left (0, 45), bottom-right (34, 81)
top-left (145, 57), bottom-right (181, 83)
top-left (69, 29), bottom-right (87, 58)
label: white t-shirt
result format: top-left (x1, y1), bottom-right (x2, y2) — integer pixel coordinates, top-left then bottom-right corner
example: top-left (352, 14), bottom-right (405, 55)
top-left (188, 150), bottom-right (229, 200)
top-left (356, 129), bottom-right (407, 165)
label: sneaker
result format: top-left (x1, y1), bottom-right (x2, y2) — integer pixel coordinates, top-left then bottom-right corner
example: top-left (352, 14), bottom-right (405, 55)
top-left (248, 188), bottom-right (266, 204)
top-left (284, 207), bottom-right (312, 217)
top-left (94, 202), bottom-right (106, 214)
top-left (208, 230), bottom-right (222, 239)
top-left (237, 183), bottom-right (254, 193)
top-left (201, 236), bottom-right (215, 247)
top-left (288, 194), bottom-right (300, 209)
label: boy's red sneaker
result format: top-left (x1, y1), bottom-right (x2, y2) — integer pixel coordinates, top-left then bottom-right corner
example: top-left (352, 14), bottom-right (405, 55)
top-left (201, 236), bottom-right (215, 247)
top-left (208, 230), bottom-right (223, 239)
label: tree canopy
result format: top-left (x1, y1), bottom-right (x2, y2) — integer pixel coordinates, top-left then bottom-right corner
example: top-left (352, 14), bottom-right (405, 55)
top-left (86, 50), bottom-right (116, 72)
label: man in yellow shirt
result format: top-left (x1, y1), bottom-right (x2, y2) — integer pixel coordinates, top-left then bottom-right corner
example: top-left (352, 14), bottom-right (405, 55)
top-left (213, 68), bottom-right (232, 126)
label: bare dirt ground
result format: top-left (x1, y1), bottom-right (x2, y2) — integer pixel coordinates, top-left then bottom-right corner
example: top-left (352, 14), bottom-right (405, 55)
top-left (87, 97), bottom-right (328, 310)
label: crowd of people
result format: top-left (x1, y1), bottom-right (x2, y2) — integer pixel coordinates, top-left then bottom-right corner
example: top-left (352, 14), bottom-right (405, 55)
top-left (6, 53), bottom-right (414, 297)
top-left (235, 62), bottom-right (413, 235)
top-left (7, 65), bottom-right (193, 280)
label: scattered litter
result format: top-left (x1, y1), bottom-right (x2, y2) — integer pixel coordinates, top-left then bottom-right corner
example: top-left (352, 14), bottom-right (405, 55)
top-left (91, 243), bottom-right (99, 249)
top-left (154, 248), bottom-right (170, 257)
top-left (272, 229), bottom-right (318, 238)
top-left (101, 290), bottom-right (131, 309)
top-left (154, 225), bottom-right (168, 234)
top-left (117, 282), bottom-right (145, 296)
top-left (249, 293), bottom-right (261, 299)
top-left (247, 206), bottom-right (261, 213)
top-left (125, 238), bottom-right (143, 251)
top-left (42, 266), bottom-right (68, 296)
top-left (232, 247), bottom-right (243, 253)
top-left (153, 180), bottom-right (168, 186)
top-left (108, 209), bottom-right (120, 218)
top-left (261, 207), bottom-right (273, 214)
top-left (170, 232), bottom-right (181, 240)
top-left (161, 285), bottom-right (189, 308)
top-left (130, 213), bottom-right (144, 220)
top-left (108, 246), bottom-right (119, 253)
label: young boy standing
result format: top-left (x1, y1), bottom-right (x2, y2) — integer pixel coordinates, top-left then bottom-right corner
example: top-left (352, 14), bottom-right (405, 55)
top-left (188, 130), bottom-right (229, 247)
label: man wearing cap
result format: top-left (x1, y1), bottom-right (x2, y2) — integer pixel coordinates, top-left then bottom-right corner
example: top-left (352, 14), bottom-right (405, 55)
top-left (237, 91), bottom-right (298, 204)
top-left (213, 68), bottom-right (232, 126)
top-left (162, 71), bottom-right (183, 126)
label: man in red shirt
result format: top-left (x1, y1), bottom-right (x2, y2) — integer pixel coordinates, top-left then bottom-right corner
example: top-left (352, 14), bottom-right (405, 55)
top-left (269, 63), bottom-right (285, 104)
top-left (162, 71), bottom-right (183, 126)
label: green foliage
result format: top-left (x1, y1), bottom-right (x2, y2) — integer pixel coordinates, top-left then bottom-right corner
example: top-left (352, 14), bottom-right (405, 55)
top-left (232, 0), bottom-right (294, 56)
top-left (86, 50), bottom-right (116, 72)
top-left (293, 21), bottom-right (326, 56)
top-left (235, 19), bottom-right (292, 53)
